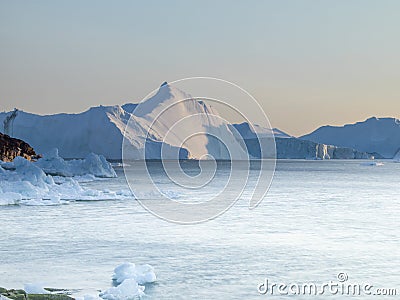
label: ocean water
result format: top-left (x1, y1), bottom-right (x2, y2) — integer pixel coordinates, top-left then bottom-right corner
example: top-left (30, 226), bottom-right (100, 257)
top-left (1, 160), bottom-right (399, 299)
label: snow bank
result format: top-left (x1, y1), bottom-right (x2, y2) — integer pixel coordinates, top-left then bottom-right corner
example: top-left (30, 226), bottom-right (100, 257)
top-left (35, 149), bottom-right (116, 178)
top-left (0, 156), bottom-right (128, 206)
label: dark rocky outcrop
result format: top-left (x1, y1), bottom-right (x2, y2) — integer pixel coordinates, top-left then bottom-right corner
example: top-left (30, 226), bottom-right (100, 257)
top-left (0, 132), bottom-right (37, 162)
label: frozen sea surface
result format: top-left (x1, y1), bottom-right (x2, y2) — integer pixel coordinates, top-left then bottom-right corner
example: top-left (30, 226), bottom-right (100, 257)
top-left (1, 160), bottom-right (399, 299)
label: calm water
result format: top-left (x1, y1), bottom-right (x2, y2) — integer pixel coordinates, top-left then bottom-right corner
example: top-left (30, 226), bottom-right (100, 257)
top-left (1, 160), bottom-right (399, 299)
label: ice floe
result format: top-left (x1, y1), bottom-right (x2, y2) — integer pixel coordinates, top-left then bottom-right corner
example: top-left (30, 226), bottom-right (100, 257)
top-left (360, 161), bottom-right (384, 166)
top-left (24, 283), bottom-right (50, 294)
top-left (35, 149), bottom-right (117, 178)
top-left (112, 263), bottom-right (156, 285)
top-left (99, 263), bottom-right (156, 299)
top-left (99, 278), bottom-right (145, 300)
top-left (0, 152), bottom-right (130, 206)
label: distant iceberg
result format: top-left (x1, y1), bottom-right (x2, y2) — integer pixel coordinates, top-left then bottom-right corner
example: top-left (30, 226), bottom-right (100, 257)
top-left (301, 117), bottom-right (400, 158)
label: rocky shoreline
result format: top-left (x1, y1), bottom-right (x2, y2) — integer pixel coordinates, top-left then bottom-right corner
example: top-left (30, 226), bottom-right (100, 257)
top-left (0, 287), bottom-right (73, 300)
top-left (0, 132), bottom-right (38, 162)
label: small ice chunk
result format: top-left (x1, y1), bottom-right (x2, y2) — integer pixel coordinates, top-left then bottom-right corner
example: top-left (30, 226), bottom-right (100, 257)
top-left (82, 295), bottom-right (103, 300)
top-left (75, 295), bottom-right (103, 300)
top-left (24, 283), bottom-right (50, 294)
top-left (360, 162), bottom-right (384, 166)
top-left (112, 263), bottom-right (156, 285)
top-left (99, 278), bottom-right (145, 300)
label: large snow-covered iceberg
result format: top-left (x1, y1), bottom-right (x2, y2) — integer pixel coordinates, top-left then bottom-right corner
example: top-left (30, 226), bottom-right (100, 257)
top-left (1, 84), bottom-right (392, 160)
top-left (0, 83), bottom-right (249, 160)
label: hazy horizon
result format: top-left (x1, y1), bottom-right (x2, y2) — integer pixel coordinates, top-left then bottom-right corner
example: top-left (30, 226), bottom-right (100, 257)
top-left (1, 1), bottom-right (399, 136)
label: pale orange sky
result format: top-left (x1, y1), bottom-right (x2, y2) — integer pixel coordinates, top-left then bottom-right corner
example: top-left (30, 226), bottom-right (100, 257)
top-left (1, 1), bottom-right (399, 136)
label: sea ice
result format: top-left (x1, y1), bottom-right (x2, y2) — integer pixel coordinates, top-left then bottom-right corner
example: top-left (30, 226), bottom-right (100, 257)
top-left (35, 149), bottom-right (117, 178)
top-left (76, 295), bottom-right (103, 300)
top-left (0, 155), bottom-right (129, 205)
top-left (360, 162), bottom-right (384, 166)
top-left (24, 283), bottom-right (50, 294)
top-left (112, 263), bottom-right (156, 285)
top-left (99, 278), bottom-right (145, 300)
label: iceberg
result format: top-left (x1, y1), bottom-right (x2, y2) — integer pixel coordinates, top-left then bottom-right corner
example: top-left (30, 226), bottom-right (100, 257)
top-left (35, 149), bottom-right (117, 178)
top-left (301, 117), bottom-right (400, 158)
top-left (0, 83), bottom-right (249, 160)
top-left (112, 263), bottom-right (156, 285)
top-left (238, 136), bottom-right (374, 160)
top-left (99, 278), bottom-right (145, 300)
top-left (99, 263), bottom-right (156, 300)
top-left (0, 155), bottom-right (127, 206)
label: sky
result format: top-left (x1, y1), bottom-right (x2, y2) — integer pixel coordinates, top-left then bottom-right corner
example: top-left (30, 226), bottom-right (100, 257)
top-left (0, 0), bottom-right (399, 136)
